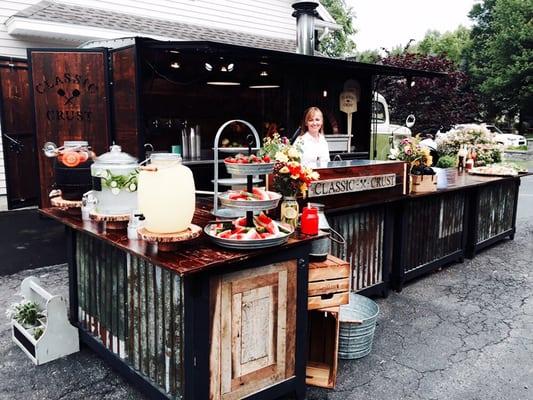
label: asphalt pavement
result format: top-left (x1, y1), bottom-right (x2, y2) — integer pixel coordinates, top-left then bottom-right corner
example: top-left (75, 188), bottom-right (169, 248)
top-left (0, 158), bottom-right (531, 400)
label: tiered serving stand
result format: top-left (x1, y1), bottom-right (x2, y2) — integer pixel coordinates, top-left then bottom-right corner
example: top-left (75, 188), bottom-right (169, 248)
top-left (212, 119), bottom-right (262, 218)
top-left (206, 120), bottom-right (292, 249)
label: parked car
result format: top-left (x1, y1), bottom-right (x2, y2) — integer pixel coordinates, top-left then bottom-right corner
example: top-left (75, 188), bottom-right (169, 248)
top-left (437, 123), bottom-right (527, 148)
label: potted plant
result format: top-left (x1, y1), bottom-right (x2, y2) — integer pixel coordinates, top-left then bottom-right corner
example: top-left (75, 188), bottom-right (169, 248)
top-left (395, 135), bottom-right (437, 193)
top-left (6, 300), bottom-right (46, 340)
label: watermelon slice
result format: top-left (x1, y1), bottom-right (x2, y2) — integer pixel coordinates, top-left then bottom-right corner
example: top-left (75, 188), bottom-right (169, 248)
top-left (234, 217), bottom-right (247, 227)
top-left (254, 213), bottom-right (279, 236)
top-left (252, 187), bottom-right (269, 201)
top-left (260, 232), bottom-right (275, 239)
top-left (217, 229), bottom-right (233, 239)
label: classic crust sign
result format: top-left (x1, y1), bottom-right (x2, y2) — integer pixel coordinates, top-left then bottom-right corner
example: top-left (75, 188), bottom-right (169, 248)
top-left (308, 174), bottom-right (396, 197)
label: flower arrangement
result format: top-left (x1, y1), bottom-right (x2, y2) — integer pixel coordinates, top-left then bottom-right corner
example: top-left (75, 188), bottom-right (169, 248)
top-left (436, 125), bottom-right (503, 166)
top-left (259, 132), bottom-right (301, 163)
top-left (393, 135), bottom-right (434, 174)
top-left (260, 133), bottom-right (319, 198)
top-left (271, 161), bottom-right (319, 198)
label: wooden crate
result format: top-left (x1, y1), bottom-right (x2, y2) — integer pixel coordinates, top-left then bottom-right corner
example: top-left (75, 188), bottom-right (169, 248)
top-left (308, 255), bottom-right (350, 310)
top-left (306, 307), bottom-right (339, 389)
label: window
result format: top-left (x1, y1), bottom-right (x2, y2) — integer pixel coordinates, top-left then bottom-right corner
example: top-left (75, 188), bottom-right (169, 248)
top-left (372, 101), bottom-right (385, 123)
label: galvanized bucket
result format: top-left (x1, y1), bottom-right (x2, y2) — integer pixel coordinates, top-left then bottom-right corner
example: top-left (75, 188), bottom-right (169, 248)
top-left (338, 293), bottom-right (379, 359)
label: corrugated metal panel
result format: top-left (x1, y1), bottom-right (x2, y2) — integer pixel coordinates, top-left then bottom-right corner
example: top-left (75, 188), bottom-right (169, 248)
top-left (329, 207), bottom-right (387, 292)
top-left (77, 234), bottom-right (184, 398)
top-left (403, 191), bottom-right (465, 272)
top-left (476, 181), bottom-right (516, 243)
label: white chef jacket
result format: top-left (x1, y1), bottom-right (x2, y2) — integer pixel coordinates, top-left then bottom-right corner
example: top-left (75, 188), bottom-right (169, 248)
top-left (295, 132), bottom-right (330, 167)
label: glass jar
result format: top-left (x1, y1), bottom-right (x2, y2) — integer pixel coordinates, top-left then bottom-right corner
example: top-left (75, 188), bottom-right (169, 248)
top-left (53, 141), bottom-right (93, 200)
top-left (91, 145), bottom-right (139, 215)
top-left (280, 196), bottom-right (299, 229)
top-left (301, 206), bottom-right (319, 235)
top-left (138, 153), bottom-right (196, 233)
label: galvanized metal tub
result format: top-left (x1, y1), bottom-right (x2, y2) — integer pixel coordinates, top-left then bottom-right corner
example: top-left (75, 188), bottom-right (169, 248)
top-left (338, 293), bottom-right (379, 359)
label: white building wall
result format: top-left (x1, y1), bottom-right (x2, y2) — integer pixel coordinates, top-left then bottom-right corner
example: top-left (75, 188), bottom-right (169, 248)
top-left (0, 1), bottom-right (73, 197)
top-left (59, 0), bottom-right (297, 40)
top-left (1, 0), bottom-right (76, 58)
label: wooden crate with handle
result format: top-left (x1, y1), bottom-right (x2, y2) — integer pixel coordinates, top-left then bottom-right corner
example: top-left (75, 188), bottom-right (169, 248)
top-left (308, 255), bottom-right (350, 310)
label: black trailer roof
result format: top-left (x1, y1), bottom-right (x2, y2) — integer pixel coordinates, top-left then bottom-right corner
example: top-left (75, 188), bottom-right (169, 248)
top-left (136, 37), bottom-right (445, 79)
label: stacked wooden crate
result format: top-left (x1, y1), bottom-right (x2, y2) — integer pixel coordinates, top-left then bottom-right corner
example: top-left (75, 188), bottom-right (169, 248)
top-left (306, 255), bottom-right (350, 389)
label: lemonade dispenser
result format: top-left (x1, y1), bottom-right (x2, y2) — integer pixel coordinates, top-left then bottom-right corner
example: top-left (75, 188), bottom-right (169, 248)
top-left (138, 153), bottom-right (195, 233)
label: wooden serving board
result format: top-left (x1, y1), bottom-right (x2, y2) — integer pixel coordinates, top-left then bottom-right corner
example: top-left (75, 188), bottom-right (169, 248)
top-left (89, 211), bottom-right (129, 230)
top-left (50, 196), bottom-right (82, 215)
top-left (138, 224), bottom-right (202, 252)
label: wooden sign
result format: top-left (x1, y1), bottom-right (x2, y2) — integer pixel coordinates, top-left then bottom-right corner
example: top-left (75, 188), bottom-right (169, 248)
top-left (308, 174), bottom-right (396, 197)
top-left (30, 50), bottom-right (111, 207)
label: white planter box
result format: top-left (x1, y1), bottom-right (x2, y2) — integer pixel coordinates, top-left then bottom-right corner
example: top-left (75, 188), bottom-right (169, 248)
top-left (11, 277), bottom-right (79, 365)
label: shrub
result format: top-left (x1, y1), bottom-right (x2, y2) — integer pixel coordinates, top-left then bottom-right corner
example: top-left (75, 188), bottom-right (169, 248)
top-left (436, 155), bottom-right (456, 168)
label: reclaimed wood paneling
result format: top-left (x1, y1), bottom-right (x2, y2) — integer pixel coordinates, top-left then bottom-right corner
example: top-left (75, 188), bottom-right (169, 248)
top-left (311, 161), bottom-right (406, 210)
top-left (30, 50), bottom-right (111, 207)
top-left (0, 59), bottom-right (38, 207)
top-left (111, 46), bottom-right (140, 157)
top-left (77, 233), bottom-right (184, 398)
top-left (209, 261), bottom-right (297, 400)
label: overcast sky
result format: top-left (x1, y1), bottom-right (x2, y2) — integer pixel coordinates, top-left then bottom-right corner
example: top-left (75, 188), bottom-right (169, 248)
top-left (345, 0), bottom-right (477, 52)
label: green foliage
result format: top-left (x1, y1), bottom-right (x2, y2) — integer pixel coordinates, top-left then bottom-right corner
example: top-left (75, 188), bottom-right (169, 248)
top-left (465, 0), bottom-right (533, 122)
top-left (506, 145), bottom-right (529, 151)
top-left (436, 125), bottom-right (503, 166)
top-left (435, 155), bottom-right (457, 168)
top-left (10, 301), bottom-right (44, 327)
top-left (33, 326), bottom-right (45, 340)
top-left (379, 53), bottom-right (480, 133)
top-left (415, 26), bottom-right (472, 66)
top-left (319, 0), bottom-right (357, 57)
top-left (356, 49), bottom-right (381, 63)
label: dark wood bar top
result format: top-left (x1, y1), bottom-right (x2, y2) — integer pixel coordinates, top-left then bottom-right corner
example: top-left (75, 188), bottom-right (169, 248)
top-left (407, 170), bottom-right (528, 199)
top-left (40, 203), bottom-right (324, 277)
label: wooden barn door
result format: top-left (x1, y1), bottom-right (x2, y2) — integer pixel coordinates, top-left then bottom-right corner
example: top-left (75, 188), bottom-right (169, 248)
top-left (210, 261), bottom-right (297, 399)
top-left (0, 58), bottom-right (38, 209)
top-left (28, 49), bottom-right (112, 207)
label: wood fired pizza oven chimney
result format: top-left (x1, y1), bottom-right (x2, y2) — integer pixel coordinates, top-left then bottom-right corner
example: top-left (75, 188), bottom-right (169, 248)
top-left (292, 1), bottom-right (319, 55)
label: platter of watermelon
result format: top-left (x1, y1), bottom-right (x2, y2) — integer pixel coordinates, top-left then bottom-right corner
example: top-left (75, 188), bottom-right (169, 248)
top-left (204, 212), bottom-right (293, 249)
top-left (218, 188), bottom-right (282, 212)
top-left (224, 154), bottom-right (275, 175)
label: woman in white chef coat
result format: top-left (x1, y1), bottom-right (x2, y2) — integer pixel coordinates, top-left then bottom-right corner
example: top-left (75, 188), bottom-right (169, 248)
top-left (294, 106), bottom-right (330, 167)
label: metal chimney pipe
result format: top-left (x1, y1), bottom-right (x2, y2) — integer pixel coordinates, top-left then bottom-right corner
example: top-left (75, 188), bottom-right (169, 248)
top-left (292, 1), bottom-right (319, 55)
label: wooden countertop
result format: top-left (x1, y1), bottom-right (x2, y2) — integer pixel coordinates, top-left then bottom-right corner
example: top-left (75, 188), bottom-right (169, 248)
top-left (40, 202), bottom-right (324, 277)
top-left (407, 170), bottom-right (527, 198)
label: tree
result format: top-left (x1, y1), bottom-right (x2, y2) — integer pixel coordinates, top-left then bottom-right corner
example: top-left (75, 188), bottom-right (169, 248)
top-left (415, 26), bottom-right (472, 66)
top-left (319, 0), bottom-right (357, 57)
top-left (355, 49), bottom-right (381, 63)
top-left (378, 53), bottom-right (480, 133)
top-left (465, 0), bottom-right (533, 129)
